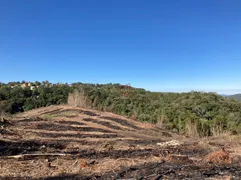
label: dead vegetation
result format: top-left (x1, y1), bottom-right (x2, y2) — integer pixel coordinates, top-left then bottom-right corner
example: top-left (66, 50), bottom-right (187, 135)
top-left (203, 147), bottom-right (233, 165)
top-left (0, 105), bottom-right (240, 179)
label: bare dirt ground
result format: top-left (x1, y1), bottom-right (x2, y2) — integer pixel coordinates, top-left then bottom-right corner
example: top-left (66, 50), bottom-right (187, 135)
top-left (0, 105), bottom-right (240, 180)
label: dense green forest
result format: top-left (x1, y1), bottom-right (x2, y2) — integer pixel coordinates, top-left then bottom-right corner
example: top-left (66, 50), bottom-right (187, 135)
top-left (1, 82), bottom-right (241, 137)
top-left (0, 83), bottom-right (71, 114)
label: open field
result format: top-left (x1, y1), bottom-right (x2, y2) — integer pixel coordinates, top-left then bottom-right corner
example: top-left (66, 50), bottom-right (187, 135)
top-left (0, 105), bottom-right (241, 179)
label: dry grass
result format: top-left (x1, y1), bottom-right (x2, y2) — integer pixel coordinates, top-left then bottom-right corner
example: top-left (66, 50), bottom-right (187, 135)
top-left (1, 105), bottom-right (168, 178)
top-left (0, 156), bottom-right (163, 178)
top-left (80, 156), bottom-right (163, 176)
top-left (205, 175), bottom-right (232, 180)
top-left (203, 148), bottom-right (232, 165)
top-left (1, 105), bottom-right (240, 179)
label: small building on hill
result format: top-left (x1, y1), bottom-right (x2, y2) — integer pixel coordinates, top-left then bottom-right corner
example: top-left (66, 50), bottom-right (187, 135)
top-left (21, 83), bottom-right (28, 88)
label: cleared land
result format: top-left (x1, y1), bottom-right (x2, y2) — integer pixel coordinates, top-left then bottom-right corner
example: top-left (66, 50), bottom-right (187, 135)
top-left (0, 105), bottom-right (240, 179)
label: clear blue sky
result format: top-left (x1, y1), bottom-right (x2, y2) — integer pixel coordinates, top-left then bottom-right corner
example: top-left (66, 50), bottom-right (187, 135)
top-left (1, 0), bottom-right (241, 94)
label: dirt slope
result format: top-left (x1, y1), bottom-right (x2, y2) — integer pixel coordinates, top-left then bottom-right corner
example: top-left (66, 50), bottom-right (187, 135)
top-left (0, 105), bottom-right (240, 179)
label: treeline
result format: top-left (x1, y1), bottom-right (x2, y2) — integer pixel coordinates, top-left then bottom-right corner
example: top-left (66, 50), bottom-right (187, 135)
top-left (0, 84), bottom-right (71, 114)
top-left (1, 82), bottom-right (241, 137)
top-left (69, 83), bottom-right (241, 137)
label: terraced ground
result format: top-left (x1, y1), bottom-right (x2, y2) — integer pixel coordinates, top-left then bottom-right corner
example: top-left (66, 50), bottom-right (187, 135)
top-left (0, 105), bottom-right (240, 179)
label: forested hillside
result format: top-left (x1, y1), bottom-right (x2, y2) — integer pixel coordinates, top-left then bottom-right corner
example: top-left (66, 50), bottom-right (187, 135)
top-left (228, 94), bottom-right (241, 101)
top-left (69, 83), bottom-right (241, 137)
top-left (1, 82), bottom-right (241, 137)
top-left (0, 83), bottom-right (71, 114)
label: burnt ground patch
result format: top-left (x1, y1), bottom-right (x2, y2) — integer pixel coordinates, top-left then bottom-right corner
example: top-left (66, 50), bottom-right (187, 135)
top-left (0, 129), bottom-right (16, 136)
top-left (15, 119), bottom-right (43, 124)
top-left (41, 175), bottom-right (91, 180)
top-left (125, 139), bottom-right (163, 146)
top-left (34, 132), bottom-right (120, 139)
top-left (55, 121), bottom-right (85, 126)
top-left (0, 140), bottom-right (164, 160)
top-left (1, 163), bottom-right (240, 180)
top-left (51, 109), bottom-right (99, 117)
top-left (13, 118), bottom-right (48, 126)
top-left (101, 116), bottom-right (141, 130)
top-left (105, 162), bottom-right (241, 180)
top-left (40, 108), bottom-right (63, 115)
top-left (67, 148), bottom-right (161, 159)
top-left (13, 118), bottom-right (85, 127)
top-left (0, 175), bottom-right (90, 180)
top-left (82, 110), bottom-right (99, 117)
top-left (48, 109), bottom-right (83, 117)
top-left (30, 123), bottom-right (113, 133)
top-left (83, 118), bottom-right (123, 130)
top-left (65, 115), bottom-right (78, 118)
top-left (57, 109), bottom-right (84, 115)
top-left (179, 144), bottom-right (210, 156)
top-left (54, 139), bottom-right (101, 146)
top-left (0, 140), bottom-right (65, 156)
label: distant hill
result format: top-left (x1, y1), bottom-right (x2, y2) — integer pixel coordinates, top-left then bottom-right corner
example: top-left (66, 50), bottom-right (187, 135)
top-left (228, 94), bottom-right (241, 101)
top-left (220, 94), bottom-right (229, 97)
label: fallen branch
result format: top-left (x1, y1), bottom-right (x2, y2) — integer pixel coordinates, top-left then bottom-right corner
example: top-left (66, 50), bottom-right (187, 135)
top-left (0, 153), bottom-right (72, 160)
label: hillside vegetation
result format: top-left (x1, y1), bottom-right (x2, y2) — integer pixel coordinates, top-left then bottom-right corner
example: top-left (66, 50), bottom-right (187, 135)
top-left (69, 84), bottom-right (241, 137)
top-left (1, 82), bottom-right (241, 137)
top-left (228, 94), bottom-right (241, 101)
top-left (0, 83), bottom-right (71, 114)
